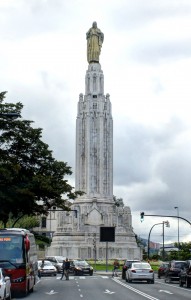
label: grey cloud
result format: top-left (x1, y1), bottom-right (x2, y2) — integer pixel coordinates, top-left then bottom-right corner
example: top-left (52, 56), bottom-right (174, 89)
top-left (110, 0), bottom-right (191, 31)
top-left (114, 118), bottom-right (186, 185)
top-left (0, 0), bottom-right (70, 40)
top-left (131, 39), bottom-right (191, 64)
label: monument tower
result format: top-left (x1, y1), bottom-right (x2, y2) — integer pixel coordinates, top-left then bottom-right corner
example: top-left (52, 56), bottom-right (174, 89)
top-left (47, 23), bottom-right (141, 259)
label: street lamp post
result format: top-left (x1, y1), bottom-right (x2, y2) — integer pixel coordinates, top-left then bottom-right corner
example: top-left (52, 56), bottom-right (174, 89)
top-left (174, 206), bottom-right (180, 252)
top-left (148, 223), bottom-right (162, 261)
top-left (148, 221), bottom-right (170, 261)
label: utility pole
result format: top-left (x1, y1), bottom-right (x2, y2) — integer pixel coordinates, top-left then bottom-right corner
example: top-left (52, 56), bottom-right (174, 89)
top-left (174, 206), bottom-right (180, 254)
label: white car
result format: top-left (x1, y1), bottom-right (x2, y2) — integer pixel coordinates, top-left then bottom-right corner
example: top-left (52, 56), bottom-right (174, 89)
top-left (45, 256), bottom-right (66, 273)
top-left (38, 260), bottom-right (57, 277)
top-left (0, 268), bottom-right (11, 300)
top-left (126, 262), bottom-right (154, 284)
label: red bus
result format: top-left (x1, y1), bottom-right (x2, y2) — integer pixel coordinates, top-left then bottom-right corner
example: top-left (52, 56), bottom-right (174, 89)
top-left (0, 228), bottom-right (38, 296)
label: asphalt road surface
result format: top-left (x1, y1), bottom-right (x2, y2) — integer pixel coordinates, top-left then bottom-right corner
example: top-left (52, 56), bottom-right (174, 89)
top-left (13, 274), bottom-right (191, 300)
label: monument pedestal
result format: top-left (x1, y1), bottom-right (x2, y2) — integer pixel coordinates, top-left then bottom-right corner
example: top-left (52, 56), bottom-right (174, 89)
top-left (47, 198), bottom-right (141, 259)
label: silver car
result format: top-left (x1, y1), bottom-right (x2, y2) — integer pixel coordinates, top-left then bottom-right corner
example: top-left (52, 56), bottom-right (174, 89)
top-left (45, 256), bottom-right (66, 273)
top-left (38, 260), bottom-right (57, 277)
top-left (0, 268), bottom-right (11, 300)
top-left (126, 262), bottom-right (154, 284)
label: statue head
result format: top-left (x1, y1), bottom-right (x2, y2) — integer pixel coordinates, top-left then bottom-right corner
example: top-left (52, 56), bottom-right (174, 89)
top-left (92, 21), bottom-right (97, 28)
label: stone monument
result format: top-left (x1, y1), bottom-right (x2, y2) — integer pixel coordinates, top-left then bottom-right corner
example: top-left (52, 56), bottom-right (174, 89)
top-left (47, 22), bottom-right (142, 260)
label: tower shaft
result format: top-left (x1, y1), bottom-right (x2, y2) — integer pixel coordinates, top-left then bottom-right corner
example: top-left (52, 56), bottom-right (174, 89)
top-left (75, 63), bottom-right (113, 199)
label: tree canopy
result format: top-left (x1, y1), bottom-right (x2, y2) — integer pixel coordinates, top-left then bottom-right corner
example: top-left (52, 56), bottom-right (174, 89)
top-left (0, 92), bottom-right (83, 227)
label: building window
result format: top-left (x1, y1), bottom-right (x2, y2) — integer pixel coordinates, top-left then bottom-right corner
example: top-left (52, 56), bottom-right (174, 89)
top-left (41, 217), bottom-right (47, 228)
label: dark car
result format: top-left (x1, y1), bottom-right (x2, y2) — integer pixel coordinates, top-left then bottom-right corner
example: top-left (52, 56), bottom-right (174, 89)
top-left (122, 260), bottom-right (140, 279)
top-left (70, 260), bottom-right (93, 276)
top-left (179, 260), bottom-right (191, 288)
top-left (158, 262), bottom-right (169, 278)
top-left (164, 260), bottom-right (187, 283)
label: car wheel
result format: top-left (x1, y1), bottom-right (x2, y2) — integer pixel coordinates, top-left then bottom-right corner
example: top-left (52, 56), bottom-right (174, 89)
top-left (165, 276), bottom-right (171, 283)
top-left (158, 274), bottom-right (160, 279)
top-left (179, 279), bottom-right (183, 287)
top-left (185, 278), bottom-right (190, 288)
top-left (151, 279), bottom-right (154, 284)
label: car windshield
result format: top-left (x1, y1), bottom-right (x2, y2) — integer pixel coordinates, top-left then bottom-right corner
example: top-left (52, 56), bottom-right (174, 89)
top-left (125, 260), bottom-right (139, 267)
top-left (57, 258), bottom-right (64, 263)
top-left (175, 262), bottom-right (186, 268)
top-left (38, 261), bottom-right (53, 267)
top-left (133, 263), bottom-right (151, 269)
top-left (44, 261), bottom-right (53, 266)
top-left (74, 260), bottom-right (89, 266)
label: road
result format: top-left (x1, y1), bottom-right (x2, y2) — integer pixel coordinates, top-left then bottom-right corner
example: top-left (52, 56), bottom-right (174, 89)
top-left (14, 273), bottom-right (191, 300)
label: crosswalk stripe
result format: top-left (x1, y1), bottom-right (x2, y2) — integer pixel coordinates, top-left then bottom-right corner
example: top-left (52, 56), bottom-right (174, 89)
top-left (57, 275), bottom-right (109, 280)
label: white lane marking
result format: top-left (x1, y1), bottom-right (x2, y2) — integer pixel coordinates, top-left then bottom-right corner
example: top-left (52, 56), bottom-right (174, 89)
top-left (159, 290), bottom-right (173, 294)
top-left (46, 290), bottom-right (58, 295)
top-left (113, 278), bottom-right (159, 300)
top-left (80, 295), bottom-right (83, 297)
top-left (104, 289), bottom-right (115, 294)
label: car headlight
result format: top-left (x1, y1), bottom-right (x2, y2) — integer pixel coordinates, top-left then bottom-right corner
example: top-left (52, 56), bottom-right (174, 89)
top-left (12, 277), bottom-right (25, 283)
top-left (90, 267), bottom-right (93, 270)
top-left (76, 267), bottom-right (82, 270)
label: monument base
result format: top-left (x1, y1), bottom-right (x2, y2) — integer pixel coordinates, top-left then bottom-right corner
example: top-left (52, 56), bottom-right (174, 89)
top-left (46, 198), bottom-right (142, 260)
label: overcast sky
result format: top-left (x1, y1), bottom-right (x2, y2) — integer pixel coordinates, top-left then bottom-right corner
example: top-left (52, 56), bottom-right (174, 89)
top-left (1, 0), bottom-right (191, 244)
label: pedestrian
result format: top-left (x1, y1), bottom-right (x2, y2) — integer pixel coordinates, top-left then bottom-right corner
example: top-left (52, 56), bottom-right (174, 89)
top-left (38, 259), bottom-right (45, 279)
top-left (60, 259), bottom-right (66, 280)
top-left (64, 258), bottom-right (70, 280)
top-left (112, 259), bottom-right (120, 277)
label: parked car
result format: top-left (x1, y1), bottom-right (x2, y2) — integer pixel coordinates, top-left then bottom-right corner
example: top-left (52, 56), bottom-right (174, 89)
top-left (70, 260), bottom-right (93, 276)
top-left (179, 260), bottom-right (191, 288)
top-left (0, 268), bottom-right (11, 300)
top-left (38, 260), bottom-right (57, 277)
top-left (164, 260), bottom-right (187, 283)
top-left (126, 262), bottom-right (154, 283)
top-left (45, 256), bottom-right (66, 273)
top-left (158, 262), bottom-right (169, 278)
top-left (122, 260), bottom-right (140, 279)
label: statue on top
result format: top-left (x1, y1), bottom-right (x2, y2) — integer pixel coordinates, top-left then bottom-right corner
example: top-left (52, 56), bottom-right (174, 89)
top-left (86, 22), bottom-right (104, 64)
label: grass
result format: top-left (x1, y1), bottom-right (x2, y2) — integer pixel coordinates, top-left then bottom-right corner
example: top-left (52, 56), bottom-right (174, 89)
top-left (87, 260), bottom-right (161, 272)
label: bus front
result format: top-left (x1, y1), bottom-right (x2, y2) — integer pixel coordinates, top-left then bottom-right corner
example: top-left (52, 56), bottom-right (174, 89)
top-left (0, 229), bottom-right (35, 295)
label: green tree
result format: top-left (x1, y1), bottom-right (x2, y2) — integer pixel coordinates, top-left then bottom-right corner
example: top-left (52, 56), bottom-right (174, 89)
top-left (0, 92), bottom-right (83, 227)
top-left (0, 215), bottom-right (40, 229)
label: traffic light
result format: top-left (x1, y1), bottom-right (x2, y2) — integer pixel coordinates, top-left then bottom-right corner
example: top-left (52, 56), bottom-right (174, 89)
top-left (140, 212), bottom-right (144, 222)
top-left (165, 220), bottom-right (170, 227)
